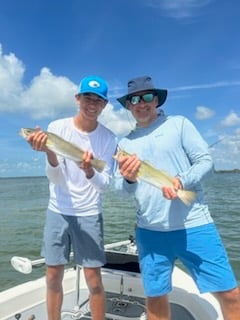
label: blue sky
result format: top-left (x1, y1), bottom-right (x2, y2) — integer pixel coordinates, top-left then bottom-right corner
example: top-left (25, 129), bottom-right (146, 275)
top-left (0, 0), bottom-right (240, 177)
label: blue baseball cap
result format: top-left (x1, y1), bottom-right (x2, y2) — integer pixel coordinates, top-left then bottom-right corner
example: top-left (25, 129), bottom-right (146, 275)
top-left (78, 75), bottom-right (108, 100)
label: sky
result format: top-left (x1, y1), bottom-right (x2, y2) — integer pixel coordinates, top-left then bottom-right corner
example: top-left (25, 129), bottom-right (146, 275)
top-left (0, 0), bottom-right (240, 177)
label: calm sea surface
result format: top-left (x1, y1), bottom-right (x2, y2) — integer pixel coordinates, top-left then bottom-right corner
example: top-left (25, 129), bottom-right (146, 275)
top-left (0, 173), bottom-right (240, 292)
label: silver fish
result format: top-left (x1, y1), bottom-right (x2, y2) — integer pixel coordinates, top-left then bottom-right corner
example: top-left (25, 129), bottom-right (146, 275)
top-left (19, 128), bottom-right (106, 173)
top-left (114, 149), bottom-right (196, 206)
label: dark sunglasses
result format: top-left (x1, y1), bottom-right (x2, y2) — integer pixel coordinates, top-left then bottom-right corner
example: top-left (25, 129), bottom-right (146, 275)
top-left (128, 92), bottom-right (157, 105)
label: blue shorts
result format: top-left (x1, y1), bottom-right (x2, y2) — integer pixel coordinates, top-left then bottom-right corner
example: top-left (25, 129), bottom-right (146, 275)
top-left (41, 209), bottom-right (105, 267)
top-left (136, 224), bottom-right (237, 297)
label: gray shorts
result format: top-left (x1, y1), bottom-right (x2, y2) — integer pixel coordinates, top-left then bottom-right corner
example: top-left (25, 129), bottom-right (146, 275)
top-left (41, 209), bottom-right (105, 267)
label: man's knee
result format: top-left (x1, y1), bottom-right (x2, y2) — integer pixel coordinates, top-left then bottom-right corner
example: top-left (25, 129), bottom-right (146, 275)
top-left (215, 287), bottom-right (240, 304)
top-left (88, 284), bottom-right (104, 295)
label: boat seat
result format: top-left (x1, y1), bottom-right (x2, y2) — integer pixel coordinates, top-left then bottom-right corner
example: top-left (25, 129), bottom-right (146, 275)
top-left (104, 250), bottom-right (140, 273)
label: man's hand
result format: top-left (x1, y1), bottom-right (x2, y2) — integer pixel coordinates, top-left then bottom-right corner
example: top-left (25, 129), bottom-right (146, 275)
top-left (117, 153), bottom-right (141, 183)
top-left (27, 128), bottom-right (58, 167)
top-left (27, 128), bottom-right (49, 152)
top-left (80, 151), bottom-right (95, 179)
top-left (161, 177), bottom-right (183, 200)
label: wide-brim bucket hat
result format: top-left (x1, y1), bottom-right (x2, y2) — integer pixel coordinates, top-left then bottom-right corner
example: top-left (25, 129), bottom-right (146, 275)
top-left (117, 75), bottom-right (167, 108)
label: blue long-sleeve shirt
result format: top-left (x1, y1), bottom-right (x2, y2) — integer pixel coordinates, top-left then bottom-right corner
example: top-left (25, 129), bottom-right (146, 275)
top-left (114, 114), bottom-right (214, 231)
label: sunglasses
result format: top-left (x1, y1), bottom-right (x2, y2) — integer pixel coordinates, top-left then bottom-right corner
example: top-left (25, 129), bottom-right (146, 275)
top-left (128, 93), bottom-right (157, 105)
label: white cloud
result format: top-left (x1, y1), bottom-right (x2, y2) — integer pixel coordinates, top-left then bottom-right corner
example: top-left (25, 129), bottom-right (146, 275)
top-left (0, 45), bottom-right (78, 119)
top-left (1, 44), bottom-right (239, 174)
top-left (0, 44), bottom-right (25, 108)
top-left (170, 81), bottom-right (240, 92)
top-left (20, 68), bottom-right (77, 119)
top-left (220, 111), bottom-right (240, 127)
top-left (99, 103), bottom-right (136, 138)
top-left (195, 106), bottom-right (215, 120)
top-left (0, 155), bottom-right (45, 177)
top-left (146, 0), bottom-right (214, 19)
top-left (0, 45), bottom-right (134, 130)
top-left (0, 44), bottom-right (137, 158)
top-left (210, 129), bottom-right (240, 170)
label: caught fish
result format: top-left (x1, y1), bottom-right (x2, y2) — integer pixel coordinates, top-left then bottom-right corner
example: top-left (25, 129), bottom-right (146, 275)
top-left (114, 149), bottom-right (196, 206)
top-left (19, 128), bottom-right (106, 173)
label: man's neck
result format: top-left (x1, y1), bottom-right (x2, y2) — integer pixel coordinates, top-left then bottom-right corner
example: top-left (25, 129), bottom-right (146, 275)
top-left (73, 115), bottom-right (98, 133)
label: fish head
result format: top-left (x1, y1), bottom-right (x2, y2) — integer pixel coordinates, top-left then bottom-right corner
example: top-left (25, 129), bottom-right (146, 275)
top-left (113, 149), bottom-right (130, 160)
top-left (19, 128), bottom-right (35, 139)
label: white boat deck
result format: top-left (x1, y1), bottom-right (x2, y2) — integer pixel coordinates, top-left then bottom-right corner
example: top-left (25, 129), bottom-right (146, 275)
top-left (0, 241), bottom-right (223, 320)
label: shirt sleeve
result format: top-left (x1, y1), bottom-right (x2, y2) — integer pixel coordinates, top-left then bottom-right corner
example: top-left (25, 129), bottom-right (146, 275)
top-left (87, 164), bottom-right (113, 193)
top-left (44, 121), bottom-right (67, 185)
top-left (114, 167), bottom-right (138, 195)
top-left (87, 136), bottom-right (118, 192)
top-left (177, 118), bottom-right (214, 189)
top-left (45, 156), bottom-right (66, 185)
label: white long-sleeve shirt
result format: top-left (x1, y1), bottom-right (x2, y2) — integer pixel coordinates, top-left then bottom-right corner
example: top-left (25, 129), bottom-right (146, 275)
top-left (46, 117), bottom-right (117, 216)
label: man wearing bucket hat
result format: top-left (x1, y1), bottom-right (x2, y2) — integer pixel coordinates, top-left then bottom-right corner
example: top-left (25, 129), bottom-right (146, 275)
top-left (26, 75), bottom-right (117, 320)
top-left (115, 75), bottom-right (240, 320)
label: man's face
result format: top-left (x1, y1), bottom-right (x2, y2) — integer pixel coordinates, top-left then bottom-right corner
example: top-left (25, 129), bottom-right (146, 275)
top-left (126, 91), bottom-right (159, 127)
top-left (75, 93), bottom-right (107, 120)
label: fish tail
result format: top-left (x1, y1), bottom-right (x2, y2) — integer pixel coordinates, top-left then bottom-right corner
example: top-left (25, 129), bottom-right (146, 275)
top-left (91, 159), bottom-right (106, 173)
top-left (177, 189), bottom-right (196, 206)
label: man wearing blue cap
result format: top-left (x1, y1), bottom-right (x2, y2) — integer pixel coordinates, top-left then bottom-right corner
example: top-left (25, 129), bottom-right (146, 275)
top-left (115, 75), bottom-right (240, 320)
top-left (26, 75), bottom-right (117, 320)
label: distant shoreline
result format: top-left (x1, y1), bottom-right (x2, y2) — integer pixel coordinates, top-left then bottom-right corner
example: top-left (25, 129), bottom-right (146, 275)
top-left (214, 169), bottom-right (240, 173)
top-left (1, 170), bottom-right (240, 179)
top-left (0, 175), bottom-right (47, 179)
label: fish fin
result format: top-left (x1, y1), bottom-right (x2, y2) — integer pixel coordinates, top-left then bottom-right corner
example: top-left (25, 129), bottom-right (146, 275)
top-left (91, 159), bottom-right (106, 173)
top-left (177, 190), bottom-right (196, 206)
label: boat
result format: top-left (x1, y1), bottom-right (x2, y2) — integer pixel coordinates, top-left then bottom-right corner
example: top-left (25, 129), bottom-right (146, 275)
top-left (0, 236), bottom-right (224, 320)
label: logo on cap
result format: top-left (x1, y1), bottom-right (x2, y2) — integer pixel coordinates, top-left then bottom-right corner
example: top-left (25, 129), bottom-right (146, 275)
top-left (88, 80), bottom-right (101, 88)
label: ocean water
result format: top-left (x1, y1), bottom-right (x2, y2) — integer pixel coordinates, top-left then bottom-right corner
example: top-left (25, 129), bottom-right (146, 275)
top-left (0, 173), bottom-right (240, 292)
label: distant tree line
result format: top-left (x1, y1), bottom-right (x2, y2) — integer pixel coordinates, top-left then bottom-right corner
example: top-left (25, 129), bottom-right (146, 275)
top-left (214, 169), bottom-right (240, 173)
